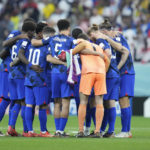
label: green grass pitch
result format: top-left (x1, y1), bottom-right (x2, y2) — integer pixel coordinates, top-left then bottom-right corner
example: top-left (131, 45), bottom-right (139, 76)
top-left (0, 115), bottom-right (150, 150)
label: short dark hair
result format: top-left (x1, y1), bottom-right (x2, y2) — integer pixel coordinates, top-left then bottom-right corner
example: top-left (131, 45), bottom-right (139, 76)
top-left (77, 33), bottom-right (89, 40)
top-left (99, 18), bottom-right (112, 30)
top-left (22, 21), bottom-right (37, 32)
top-left (43, 26), bottom-right (56, 34)
top-left (57, 19), bottom-right (70, 31)
top-left (23, 18), bottom-right (35, 23)
top-left (36, 22), bottom-right (48, 34)
top-left (72, 27), bottom-right (83, 39)
top-left (87, 25), bottom-right (99, 36)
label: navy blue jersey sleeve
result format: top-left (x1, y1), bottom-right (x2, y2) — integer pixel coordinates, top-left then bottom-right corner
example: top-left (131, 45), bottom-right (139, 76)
top-left (120, 35), bottom-right (130, 50)
top-left (20, 39), bottom-right (30, 51)
top-left (96, 38), bottom-right (111, 50)
top-left (6, 30), bottom-right (21, 40)
top-left (70, 38), bottom-right (77, 49)
top-left (42, 37), bottom-right (51, 45)
top-left (46, 45), bottom-right (51, 55)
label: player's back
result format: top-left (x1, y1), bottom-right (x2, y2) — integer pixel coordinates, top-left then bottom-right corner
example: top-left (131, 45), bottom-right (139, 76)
top-left (50, 34), bottom-right (75, 73)
top-left (80, 41), bottom-right (105, 74)
top-left (25, 44), bottom-right (50, 87)
top-left (96, 38), bottom-right (119, 78)
top-left (9, 39), bottom-right (29, 79)
top-left (115, 34), bottom-right (135, 75)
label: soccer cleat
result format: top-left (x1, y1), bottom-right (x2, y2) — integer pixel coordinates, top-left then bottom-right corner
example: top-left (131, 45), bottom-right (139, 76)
top-left (115, 132), bottom-right (131, 138)
top-left (128, 132), bottom-right (132, 138)
top-left (39, 131), bottom-right (54, 137)
top-left (100, 131), bottom-right (105, 136)
top-left (24, 131), bottom-right (39, 137)
top-left (22, 131), bottom-right (28, 137)
top-left (103, 132), bottom-right (115, 138)
top-left (89, 132), bottom-right (103, 138)
top-left (76, 132), bottom-right (85, 138)
top-left (84, 127), bottom-right (90, 136)
top-left (7, 126), bottom-right (21, 137)
top-left (54, 132), bottom-right (61, 137)
top-left (0, 131), bottom-right (5, 136)
top-left (59, 132), bottom-right (70, 138)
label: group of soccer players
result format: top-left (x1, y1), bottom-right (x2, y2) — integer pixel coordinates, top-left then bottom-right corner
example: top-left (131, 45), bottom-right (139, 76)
top-left (0, 17), bottom-right (135, 138)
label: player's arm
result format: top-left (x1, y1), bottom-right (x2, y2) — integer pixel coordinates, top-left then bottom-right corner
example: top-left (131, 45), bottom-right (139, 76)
top-left (31, 37), bottom-right (50, 47)
top-left (97, 33), bottom-right (129, 70)
top-left (0, 49), bottom-right (9, 59)
top-left (79, 49), bottom-right (104, 59)
top-left (19, 49), bottom-right (43, 73)
top-left (46, 54), bottom-right (67, 66)
top-left (103, 52), bottom-right (110, 72)
top-left (10, 57), bottom-right (20, 67)
top-left (3, 34), bottom-right (28, 47)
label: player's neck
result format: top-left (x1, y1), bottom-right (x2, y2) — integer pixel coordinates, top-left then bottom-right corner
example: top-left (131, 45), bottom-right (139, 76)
top-left (59, 30), bottom-right (69, 36)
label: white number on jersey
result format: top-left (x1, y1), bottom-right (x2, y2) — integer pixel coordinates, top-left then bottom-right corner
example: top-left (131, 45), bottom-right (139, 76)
top-left (11, 45), bottom-right (17, 60)
top-left (54, 43), bottom-right (62, 52)
top-left (28, 49), bottom-right (40, 65)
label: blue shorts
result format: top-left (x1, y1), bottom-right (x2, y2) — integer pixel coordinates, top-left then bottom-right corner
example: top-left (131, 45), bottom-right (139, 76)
top-left (25, 86), bottom-right (49, 105)
top-left (51, 73), bottom-right (74, 98)
top-left (104, 77), bottom-right (120, 101)
top-left (9, 78), bottom-right (25, 100)
top-left (119, 74), bottom-right (135, 98)
top-left (0, 71), bottom-right (9, 99)
top-left (47, 86), bottom-right (54, 103)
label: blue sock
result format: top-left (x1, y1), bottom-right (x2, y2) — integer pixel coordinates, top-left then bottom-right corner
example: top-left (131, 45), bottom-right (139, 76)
top-left (39, 109), bottom-right (47, 132)
top-left (100, 108), bottom-right (109, 132)
top-left (127, 106), bottom-right (132, 132)
top-left (25, 107), bottom-right (33, 131)
top-left (85, 104), bottom-right (91, 127)
top-left (121, 107), bottom-right (129, 132)
top-left (55, 118), bottom-right (60, 131)
top-left (0, 99), bottom-right (10, 121)
top-left (8, 101), bottom-right (15, 126)
top-left (90, 107), bottom-right (96, 126)
top-left (108, 107), bottom-right (116, 133)
top-left (10, 103), bottom-right (21, 128)
top-left (21, 105), bottom-right (28, 132)
top-left (59, 118), bottom-right (68, 132)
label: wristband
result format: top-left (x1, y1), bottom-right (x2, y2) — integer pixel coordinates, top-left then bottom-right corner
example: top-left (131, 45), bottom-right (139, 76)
top-left (28, 63), bottom-right (32, 68)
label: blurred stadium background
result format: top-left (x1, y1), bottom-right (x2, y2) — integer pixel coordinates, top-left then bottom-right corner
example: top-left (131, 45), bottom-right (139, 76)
top-left (0, 0), bottom-right (150, 117)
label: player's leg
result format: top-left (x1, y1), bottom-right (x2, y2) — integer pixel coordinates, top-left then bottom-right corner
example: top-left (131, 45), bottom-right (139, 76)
top-left (116, 74), bottom-right (135, 138)
top-left (77, 73), bottom-right (94, 137)
top-left (59, 98), bottom-right (70, 135)
top-left (78, 93), bottom-right (89, 135)
top-left (58, 73), bottom-right (74, 137)
top-left (34, 86), bottom-right (53, 137)
top-left (7, 79), bottom-right (21, 136)
top-left (51, 73), bottom-right (62, 135)
top-left (24, 86), bottom-right (37, 137)
top-left (103, 78), bottom-right (119, 138)
top-left (0, 71), bottom-right (10, 122)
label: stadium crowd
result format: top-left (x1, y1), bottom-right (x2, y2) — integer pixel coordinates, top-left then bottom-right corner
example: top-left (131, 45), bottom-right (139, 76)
top-left (0, 0), bottom-right (150, 62)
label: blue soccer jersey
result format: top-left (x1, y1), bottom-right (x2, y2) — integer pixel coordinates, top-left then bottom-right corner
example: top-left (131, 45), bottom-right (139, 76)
top-left (42, 34), bottom-right (76, 73)
top-left (24, 44), bottom-right (51, 87)
top-left (115, 34), bottom-right (135, 75)
top-left (0, 30), bottom-right (21, 72)
top-left (96, 38), bottom-right (119, 78)
top-left (9, 39), bottom-right (29, 79)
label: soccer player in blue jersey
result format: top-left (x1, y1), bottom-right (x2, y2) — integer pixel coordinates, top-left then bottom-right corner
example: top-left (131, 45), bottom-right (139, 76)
top-left (0, 29), bottom-right (30, 136)
top-left (32, 19), bottom-right (76, 137)
top-left (89, 20), bottom-right (130, 137)
top-left (7, 21), bottom-right (37, 136)
top-left (19, 22), bottom-right (66, 137)
top-left (114, 33), bottom-right (135, 138)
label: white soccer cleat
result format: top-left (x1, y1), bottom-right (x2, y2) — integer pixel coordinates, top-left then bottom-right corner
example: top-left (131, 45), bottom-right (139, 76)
top-left (84, 126), bottom-right (90, 136)
top-left (0, 131), bottom-right (5, 136)
top-left (115, 132), bottom-right (131, 138)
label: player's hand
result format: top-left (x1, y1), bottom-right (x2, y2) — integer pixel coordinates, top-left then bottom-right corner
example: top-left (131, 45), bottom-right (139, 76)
top-left (18, 34), bottom-right (29, 39)
top-left (31, 65), bottom-right (43, 73)
top-left (10, 62), bottom-right (14, 67)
